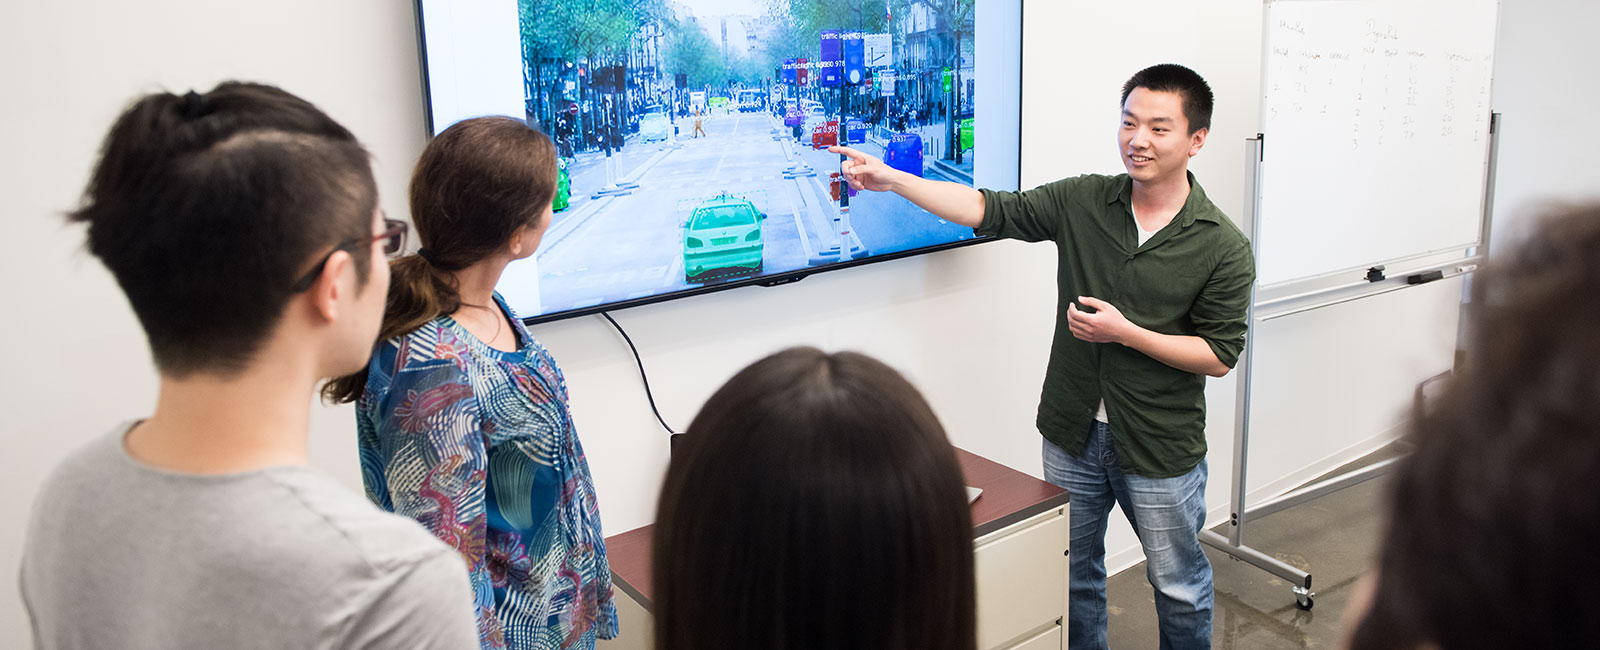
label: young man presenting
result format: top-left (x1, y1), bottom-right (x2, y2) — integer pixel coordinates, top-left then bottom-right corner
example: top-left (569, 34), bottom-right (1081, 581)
top-left (19, 82), bottom-right (480, 649)
top-left (833, 64), bottom-right (1253, 650)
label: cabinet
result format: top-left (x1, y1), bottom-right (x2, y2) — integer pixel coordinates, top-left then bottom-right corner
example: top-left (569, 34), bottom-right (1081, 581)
top-left (975, 508), bottom-right (1068, 649)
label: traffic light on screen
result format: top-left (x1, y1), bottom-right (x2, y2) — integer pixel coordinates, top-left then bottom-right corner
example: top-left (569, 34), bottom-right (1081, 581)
top-left (844, 34), bottom-right (864, 85)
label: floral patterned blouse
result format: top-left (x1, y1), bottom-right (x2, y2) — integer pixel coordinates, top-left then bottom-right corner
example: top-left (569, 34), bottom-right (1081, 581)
top-left (357, 294), bottom-right (617, 650)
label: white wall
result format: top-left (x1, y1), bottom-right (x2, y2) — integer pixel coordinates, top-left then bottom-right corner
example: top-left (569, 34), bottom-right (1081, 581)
top-left (5, 0), bottom-right (1581, 646)
top-left (0, 0), bottom-right (429, 642)
top-left (1487, 0), bottom-right (1600, 242)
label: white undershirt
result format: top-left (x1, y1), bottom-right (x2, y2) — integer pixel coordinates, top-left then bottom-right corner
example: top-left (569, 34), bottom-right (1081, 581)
top-left (1094, 212), bottom-right (1163, 423)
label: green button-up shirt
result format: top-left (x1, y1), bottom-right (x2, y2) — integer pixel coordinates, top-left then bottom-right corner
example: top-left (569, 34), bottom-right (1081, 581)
top-left (976, 172), bottom-right (1255, 478)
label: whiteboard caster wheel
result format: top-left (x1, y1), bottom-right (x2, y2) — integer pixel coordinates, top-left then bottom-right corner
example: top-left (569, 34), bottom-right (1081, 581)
top-left (1293, 586), bottom-right (1315, 610)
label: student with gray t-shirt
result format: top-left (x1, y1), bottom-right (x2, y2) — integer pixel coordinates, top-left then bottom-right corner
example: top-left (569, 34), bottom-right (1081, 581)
top-left (22, 426), bottom-right (476, 649)
top-left (18, 82), bottom-right (478, 650)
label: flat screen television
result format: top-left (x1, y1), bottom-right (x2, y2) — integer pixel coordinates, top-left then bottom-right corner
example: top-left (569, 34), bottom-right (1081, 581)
top-left (414, 0), bottom-right (1022, 323)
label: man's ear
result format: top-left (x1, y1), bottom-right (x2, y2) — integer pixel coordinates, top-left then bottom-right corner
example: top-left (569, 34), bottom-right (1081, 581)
top-left (1189, 127), bottom-right (1209, 157)
top-left (308, 251), bottom-right (354, 323)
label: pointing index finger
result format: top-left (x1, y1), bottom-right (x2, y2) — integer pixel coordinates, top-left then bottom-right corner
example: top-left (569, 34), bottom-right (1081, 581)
top-left (827, 145), bottom-right (871, 163)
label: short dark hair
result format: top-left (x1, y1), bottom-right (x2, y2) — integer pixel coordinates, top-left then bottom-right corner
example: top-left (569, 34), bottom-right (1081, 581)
top-left (1122, 63), bottom-right (1214, 134)
top-left (1347, 204), bottom-right (1600, 650)
top-left (652, 347), bottom-right (977, 650)
top-left (323, 116), bottom-right (556, 403)
top-left (71, 81), bottom-right (377, 377)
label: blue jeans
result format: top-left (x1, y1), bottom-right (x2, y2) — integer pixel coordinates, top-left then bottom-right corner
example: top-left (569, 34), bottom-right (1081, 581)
top-left (1043, 421), bottom-right (1213, 650)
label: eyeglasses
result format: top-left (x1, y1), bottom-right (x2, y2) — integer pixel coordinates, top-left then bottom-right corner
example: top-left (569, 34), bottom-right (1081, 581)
top-left (291, 218), bottom-right (409, 293)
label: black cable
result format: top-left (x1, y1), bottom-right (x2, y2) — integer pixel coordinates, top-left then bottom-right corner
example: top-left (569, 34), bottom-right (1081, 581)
top-left (600, 312), bottom-right (678, 435)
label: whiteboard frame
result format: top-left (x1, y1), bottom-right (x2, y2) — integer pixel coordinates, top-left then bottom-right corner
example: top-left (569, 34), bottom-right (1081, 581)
top-left (1252, 110), bottom-right (1498, 319)
top-left (1252, 0), bottom-right (1500, 293)
top-left (1202, 112), bottom-right (1502, 603)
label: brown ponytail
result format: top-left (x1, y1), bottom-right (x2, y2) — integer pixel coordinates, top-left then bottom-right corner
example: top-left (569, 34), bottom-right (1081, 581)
top-left (321, 255), bottom-right (459, 402)
top-left (322, 116), bottom-right (558, 404)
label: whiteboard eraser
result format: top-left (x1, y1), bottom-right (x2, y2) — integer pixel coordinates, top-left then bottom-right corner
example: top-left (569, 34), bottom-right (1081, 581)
top-left (1406, 270), bottom-right (1445, 285)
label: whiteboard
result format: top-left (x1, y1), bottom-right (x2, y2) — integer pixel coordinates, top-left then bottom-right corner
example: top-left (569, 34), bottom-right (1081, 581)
top-left (1256, 0), bottom-right (1498, 287)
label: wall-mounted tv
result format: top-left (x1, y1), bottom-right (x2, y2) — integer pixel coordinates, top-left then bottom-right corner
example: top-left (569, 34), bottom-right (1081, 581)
top-left (414, 0), bottom-right (1022, 323)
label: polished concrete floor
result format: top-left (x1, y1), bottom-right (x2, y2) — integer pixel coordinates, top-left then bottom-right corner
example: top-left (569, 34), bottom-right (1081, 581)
top-left (1105, 446), bottom-right (1402, 650)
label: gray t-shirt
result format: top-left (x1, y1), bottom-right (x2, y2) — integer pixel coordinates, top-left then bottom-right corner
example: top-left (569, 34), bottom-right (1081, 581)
top-left (19, 424), bottom-right (480, 650)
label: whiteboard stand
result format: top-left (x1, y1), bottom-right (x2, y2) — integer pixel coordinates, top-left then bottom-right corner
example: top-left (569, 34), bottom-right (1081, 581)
top-left (1201, 114), bottom-right (1502, 611)
top-left (1198, 134), bottom-right (1317, 610)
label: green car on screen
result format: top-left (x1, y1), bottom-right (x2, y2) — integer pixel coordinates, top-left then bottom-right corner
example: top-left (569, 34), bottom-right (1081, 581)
top-left (554, 157), bottom-right (571, 211)
top-left (683, 194), bottom-right (763, 282)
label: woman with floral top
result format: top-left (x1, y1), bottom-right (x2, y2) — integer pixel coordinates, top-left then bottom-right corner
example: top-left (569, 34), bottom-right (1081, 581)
top-left (326, 116), bottom-right (616, 650)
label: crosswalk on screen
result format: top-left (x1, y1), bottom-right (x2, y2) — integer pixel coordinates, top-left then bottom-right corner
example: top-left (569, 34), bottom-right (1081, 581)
top-left (416, 0), bottom-right (1021, 322)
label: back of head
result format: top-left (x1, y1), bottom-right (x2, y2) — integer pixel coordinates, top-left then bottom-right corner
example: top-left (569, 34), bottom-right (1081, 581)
top-left (653, 347), bottom-right (977, 650)
top-left (72, 81), bottom-right (377, 378)
top-left (406, 116), bottom-right (557, 275)
top-left (1122, 63), bottom-right (1214, 134)
top-left (1347, 204), bottom-right (1600, 650)
top-left (322, 116), bottom-right (555, 403)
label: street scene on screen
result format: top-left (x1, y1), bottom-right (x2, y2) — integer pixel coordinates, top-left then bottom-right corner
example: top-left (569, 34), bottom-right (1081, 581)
top-left (496, 0), bottom-right (982, 318)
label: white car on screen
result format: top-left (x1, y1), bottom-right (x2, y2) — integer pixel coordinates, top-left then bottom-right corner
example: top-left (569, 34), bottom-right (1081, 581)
top-left (801, 109), bottom-right (830, 136)
top-left (641, 112), bottom-right (671, 143)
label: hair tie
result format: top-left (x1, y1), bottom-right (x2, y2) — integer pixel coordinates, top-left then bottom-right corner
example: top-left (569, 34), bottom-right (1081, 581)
top-left (416, 247), bottom-right (441, 266)
top-left (177, 90), bottom-right (210, 119)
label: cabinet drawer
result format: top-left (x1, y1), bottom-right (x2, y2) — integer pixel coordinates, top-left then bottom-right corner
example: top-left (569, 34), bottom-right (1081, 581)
top-left (1002, 624), bottom-right (1062, 650)
top-left (974, 508), bottom-right (1068, 650)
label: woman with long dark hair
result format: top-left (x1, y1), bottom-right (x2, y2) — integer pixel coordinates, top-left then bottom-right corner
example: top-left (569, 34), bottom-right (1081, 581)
top-left (326, 116), bottom-right (615, 650)
top-left (652, 347), bottom-right (977, 650)
top-left (1342, 204), bottom-right (1600, 650)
